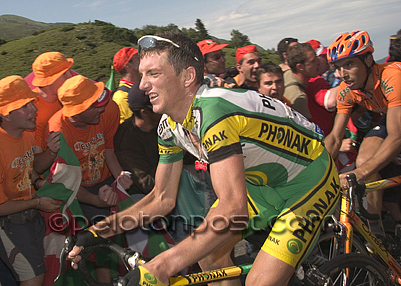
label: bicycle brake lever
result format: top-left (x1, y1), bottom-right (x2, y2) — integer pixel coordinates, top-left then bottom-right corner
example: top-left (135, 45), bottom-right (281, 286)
top-left (54, 236), bottom-right (75, 283)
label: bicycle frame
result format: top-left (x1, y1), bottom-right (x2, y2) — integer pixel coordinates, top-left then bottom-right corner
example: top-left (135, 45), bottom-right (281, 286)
top-left (169, 264), bottom-right (252, 285)
top-left (340, 179), bottom-right (401, 284)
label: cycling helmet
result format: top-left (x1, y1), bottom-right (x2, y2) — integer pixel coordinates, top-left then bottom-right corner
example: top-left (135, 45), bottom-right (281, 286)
top-left (327, 30), bottom-right (374, 63)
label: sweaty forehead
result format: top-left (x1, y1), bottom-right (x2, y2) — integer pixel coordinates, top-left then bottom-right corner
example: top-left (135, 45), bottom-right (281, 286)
top-left (139, 51), bottom-right (168, 72)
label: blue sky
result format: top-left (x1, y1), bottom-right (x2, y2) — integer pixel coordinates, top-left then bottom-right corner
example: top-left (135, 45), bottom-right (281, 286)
top-left (2, 0), bottom-right (401, 60)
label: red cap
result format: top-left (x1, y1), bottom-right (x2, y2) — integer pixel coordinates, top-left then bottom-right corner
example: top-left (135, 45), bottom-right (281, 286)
top-left (306, 39), bottom-right (327, 56)
top-left (236, 45), bottom-right (258, 63)
top-left (113, 47), bottom-right (138, 73)
top-left (197, 39), bottom-right (227, 56)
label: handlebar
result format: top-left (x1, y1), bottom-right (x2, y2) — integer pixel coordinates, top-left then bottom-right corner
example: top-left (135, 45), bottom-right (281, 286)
top-left (345, 173), bottom-right (380, 221)
top-left (55, 236), bottom-right (145, 286)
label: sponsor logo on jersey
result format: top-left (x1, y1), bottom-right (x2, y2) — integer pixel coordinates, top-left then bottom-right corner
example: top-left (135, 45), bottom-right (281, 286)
top-left (292, 176), bottom-right (340, 244)
top-left (287, 239), bottom-right (303, 254)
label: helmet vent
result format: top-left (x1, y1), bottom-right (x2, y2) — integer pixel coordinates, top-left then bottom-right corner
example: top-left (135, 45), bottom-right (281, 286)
top-left (352, 41), bottom-right (359, 51)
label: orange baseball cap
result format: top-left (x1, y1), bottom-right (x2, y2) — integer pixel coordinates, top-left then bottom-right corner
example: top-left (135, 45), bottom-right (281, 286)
top-left (306, 39), bottom-right (327, 56)
top-left (236, 45), bottom-right (258, 63)
top-left (197, 39), bottom-right (228, 56)
top-left (58, 75), bottom-right (110, 117)
top-left (32, 52), bottom-right (74, 87)
top-left (113, 47), bottom-right (138, 73)
top-left (0, 75), bottom-right (38, 116)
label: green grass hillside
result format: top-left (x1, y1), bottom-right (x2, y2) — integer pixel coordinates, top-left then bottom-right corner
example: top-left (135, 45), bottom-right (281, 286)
top-left (0, 21), bottom-right (136, 82)
top-left (0, 18), bottom-right (281, 85)
top-left (0, 14), bottom-right (71, 40)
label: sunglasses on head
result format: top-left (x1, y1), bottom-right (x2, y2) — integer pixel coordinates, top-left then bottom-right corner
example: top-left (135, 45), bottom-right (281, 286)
top-left (138, 35), bottom-right (199, 62)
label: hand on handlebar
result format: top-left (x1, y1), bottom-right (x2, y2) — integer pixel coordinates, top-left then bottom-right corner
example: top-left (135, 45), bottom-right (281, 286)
top-left (67, 229), bottom-right (109, 269)
top-left (119, 265), bottom-right (168, 286)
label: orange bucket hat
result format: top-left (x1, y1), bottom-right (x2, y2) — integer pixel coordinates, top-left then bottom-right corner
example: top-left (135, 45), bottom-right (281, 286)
top-left (58, 75), bottom-right (110, 117)
top-left (0, 75), bottom-right (38, 116)
top-left (32, 52), bottom-right (74, 87)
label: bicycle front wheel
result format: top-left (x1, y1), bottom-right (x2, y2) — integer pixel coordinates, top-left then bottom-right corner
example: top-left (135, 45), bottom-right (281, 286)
top-left (319, 252), bottom-right (392, 286)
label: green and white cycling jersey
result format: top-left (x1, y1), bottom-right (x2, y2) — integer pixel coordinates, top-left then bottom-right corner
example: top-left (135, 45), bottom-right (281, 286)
top-left (158, 85), bottom-right (325, 187)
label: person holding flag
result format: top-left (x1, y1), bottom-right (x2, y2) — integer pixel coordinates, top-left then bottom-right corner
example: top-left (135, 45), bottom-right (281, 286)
top-left (0, 75), bottom-right (59, 286)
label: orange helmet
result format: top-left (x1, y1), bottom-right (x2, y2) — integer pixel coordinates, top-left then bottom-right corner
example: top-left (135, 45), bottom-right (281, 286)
top-left (327, 30), bottom-right (374, 63)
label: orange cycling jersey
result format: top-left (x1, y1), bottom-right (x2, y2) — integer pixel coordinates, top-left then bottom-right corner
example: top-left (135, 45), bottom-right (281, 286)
top-left (336, 62), bottom-right (401, 115)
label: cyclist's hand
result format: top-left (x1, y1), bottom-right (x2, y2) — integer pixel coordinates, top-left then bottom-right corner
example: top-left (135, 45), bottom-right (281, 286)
top-left (119, 265), bottom-right (168, 286)
top-left (67, 245), bottom-right (83, 269)
top-left (67, 229), bottom-right (109, 269)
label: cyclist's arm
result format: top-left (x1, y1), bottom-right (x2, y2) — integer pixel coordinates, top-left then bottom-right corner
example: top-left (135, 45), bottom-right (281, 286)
top-left (141, 154), bottom-right (249, 283)
top-left (68, 160), bottom-right (184, 266)
top-left (324, 112), bottom-right (350, 159)
top-left (90, 159), bottom-right (183, 238)
top-left (349, 105), bottom-right (401, 181)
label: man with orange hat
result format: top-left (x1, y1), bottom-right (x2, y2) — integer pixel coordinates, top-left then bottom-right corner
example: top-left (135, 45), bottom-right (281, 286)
top-left (31, 51), bottom-right (75, 147)
top-left (197, 39), bottom-right (227, 87)
top-left (112, 47), bottom-right (141, 123)
top-left (229, 44), bottom-right (261, 91)
top-left (44, 75), bottom-right (132, 224)
top-left (0, 75), bottom-right (59, 286)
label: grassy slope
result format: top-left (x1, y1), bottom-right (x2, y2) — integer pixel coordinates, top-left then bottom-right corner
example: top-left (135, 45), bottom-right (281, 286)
top-left (0, 18), bottom-right (281, 84)
top-left (0, 14), bottom-right (70, 40)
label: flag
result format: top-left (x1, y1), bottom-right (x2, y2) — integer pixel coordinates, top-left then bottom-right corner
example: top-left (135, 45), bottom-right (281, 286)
top-left (105, 65), bottom-right (116, 91)
top-left (111, 175), bottom-right (176, 257)
top-left (36, 133), bottom-right (90, 286)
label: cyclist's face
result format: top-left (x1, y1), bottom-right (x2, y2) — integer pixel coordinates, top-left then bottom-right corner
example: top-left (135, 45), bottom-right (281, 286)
top-left (334, 57), bottom-right (367, 90)
top-left (139, 51), bottom-right (187, 116)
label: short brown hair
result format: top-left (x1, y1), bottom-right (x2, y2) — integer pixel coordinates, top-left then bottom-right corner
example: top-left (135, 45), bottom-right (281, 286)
top-left (139, 31), bottom-right (204, 85)
top-left (287, 43), bottom-right (314, 73)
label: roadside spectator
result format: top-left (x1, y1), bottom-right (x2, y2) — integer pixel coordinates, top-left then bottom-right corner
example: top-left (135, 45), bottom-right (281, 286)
top-left (112, 47), bottom-right (140, 123)
top-left (388, 30), bottom-right (401, 62)
top-left (44, 75), bottom-right (132, 225)
top-left (305, 39), bottom-right (338, 135)
top-left (30, 52), bottom-right (74, 146)
top-left (197, 39), bottom-right (228, 87)
top-left (283, 43), bottom-right (319, 119)
top-left (277, 37), bottom-right (298, 72)
top-left (114, 83), bottom-right (161, 196)
top-left (0, 75), bottom-right (59, 286)
top-left (257, 62), bottom-right (290, 105)
top-left (226, 45), bottom-right (261, 90)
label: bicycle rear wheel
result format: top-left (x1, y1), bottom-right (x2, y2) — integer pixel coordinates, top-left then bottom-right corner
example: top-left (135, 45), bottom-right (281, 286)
top-left (307, 228), bottom-right (368, 267)
top-left (319, 252), bottom-right (392, 286)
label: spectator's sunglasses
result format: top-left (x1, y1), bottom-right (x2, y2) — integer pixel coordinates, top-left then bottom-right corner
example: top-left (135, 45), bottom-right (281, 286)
top-left (390, 34), bottom-right (401, 40)
top-left (138, 35), bottom-right (199, 62)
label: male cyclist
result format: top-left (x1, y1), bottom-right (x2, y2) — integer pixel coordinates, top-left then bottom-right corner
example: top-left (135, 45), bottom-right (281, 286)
top-left (324, 30), bottom-right (401, 238)
top-left (68, 31), bottom-right (340, 286)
